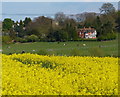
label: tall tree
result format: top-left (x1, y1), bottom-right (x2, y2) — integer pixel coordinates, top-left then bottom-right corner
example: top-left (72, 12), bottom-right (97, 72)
top-left (65, 18), bottom-right (77, 40)
top-left (2, 18), bottom-right (14, 32)
top-left (14, 20), bottom-right (25, 37)
top-left (27, 16), bottom-right (53, 40)
top-left (55, 12), bottom-right (66, 26)
top-left (116, 11), bottom-right (120, 32)
top-left (94, 16), bottom-right (102, 37)
top-left (23, 17), bottom-right (31, 27)
top-left (100, 3), bottom-right (115, 14)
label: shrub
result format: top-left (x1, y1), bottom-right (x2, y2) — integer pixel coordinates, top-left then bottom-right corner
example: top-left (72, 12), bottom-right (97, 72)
top-left (26, 34), bottom-right (39, 42)
top-left (16, 38), bottom-right (27, 43)
top-left (98, 32), bottom-right (116, 41)
top-left (2, 36), bottom-right (12, 44)
top-left (14, 37), bottom-right (23, 42)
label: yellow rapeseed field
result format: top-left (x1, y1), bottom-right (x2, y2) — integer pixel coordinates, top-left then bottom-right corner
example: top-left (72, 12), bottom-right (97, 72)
top-left (2, 53), bottom-right (118, 95)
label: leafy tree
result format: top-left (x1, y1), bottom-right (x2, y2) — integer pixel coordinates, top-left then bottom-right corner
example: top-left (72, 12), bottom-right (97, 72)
top-left (83, 12), bottom-right (97, 28)
top-left (23, 17), bottom-right (31, 27)
top-left (65, 18), bottom-right (78, 40)
top-left (2, 18), bottom-right (14, 32)
top-left (14, 20), bottom-right (25, 37)
top-left (51, 29), bottom-right (68, 41)
top-left (94, 16), bottom-right (102, 37)
top-left (19, 20), bottom-right (24, 26)
top-left (116, 11), bottom-right (120, 32)
top-left (26, 16), bottom-right (53, 40)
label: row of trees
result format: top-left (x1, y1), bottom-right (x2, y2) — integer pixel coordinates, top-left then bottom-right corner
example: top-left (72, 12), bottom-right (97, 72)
top-left (2, 3), bottom-right (120, 43)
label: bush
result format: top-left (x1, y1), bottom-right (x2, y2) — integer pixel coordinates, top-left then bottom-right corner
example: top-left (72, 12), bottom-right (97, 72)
top-left (14, 37), bottom-right (28, 43)
top-left (98, 32), bottom-right (116, 41)
top-left (20, 39), bottom-right (28, 43)
top-left (2, 36), bottom-right (12, 44)
top-left (14, 37), bottom-right (22, 42)
top-left (26, 34), bottom-right (39, 42)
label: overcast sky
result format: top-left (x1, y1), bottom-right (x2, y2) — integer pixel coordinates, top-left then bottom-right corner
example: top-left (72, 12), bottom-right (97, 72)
top-left (1, 0), bottom-right (119, 21)
top-left (2, 2), bottom-right (118, 14)
top-left (1, 0), bottom-right (120, 2)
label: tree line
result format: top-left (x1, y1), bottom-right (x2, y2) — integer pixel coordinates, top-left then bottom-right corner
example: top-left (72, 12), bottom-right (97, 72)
top-left (2, 3), bottom-right (120, 43)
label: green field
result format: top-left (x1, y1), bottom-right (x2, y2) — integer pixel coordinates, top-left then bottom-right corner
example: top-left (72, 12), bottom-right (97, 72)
top-left (2, 39), bottom-right (118, 57)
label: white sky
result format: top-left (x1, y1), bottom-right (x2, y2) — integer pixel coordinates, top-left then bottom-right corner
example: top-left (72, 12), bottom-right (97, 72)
top-left (1, 0), bottom-right (120, 2)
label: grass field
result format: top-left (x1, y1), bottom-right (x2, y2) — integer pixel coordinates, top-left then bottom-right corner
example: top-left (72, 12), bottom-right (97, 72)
top-left (2, 39), bottom-right (118, 57)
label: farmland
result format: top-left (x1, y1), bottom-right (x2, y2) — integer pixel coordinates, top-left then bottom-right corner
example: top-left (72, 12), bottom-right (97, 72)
top-left (2, 39), bottom-right (118, 57)
top-left (2, 53), bottom-right (118, 95)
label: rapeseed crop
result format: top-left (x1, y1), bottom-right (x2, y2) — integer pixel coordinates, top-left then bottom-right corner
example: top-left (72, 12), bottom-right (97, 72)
top-left (2, 53), bottom-right (118, 95)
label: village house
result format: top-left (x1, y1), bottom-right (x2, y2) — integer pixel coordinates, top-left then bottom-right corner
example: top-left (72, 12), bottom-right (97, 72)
top-left (77, 27), bottom-right (97, 39)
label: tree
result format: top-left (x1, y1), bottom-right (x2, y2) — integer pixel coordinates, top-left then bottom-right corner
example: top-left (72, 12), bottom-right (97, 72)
top-left (23, 17), bottom-right (31, 27)
top-left (83, 12), bottom-right (97, 28)
top-left (50, 29), bottom-right (68, 42)
top-left (94, 16), bottom-right (102, 37)
top-left (64, 18), bottom-right (78, 40)
top-left (116, 11), bottom-right (120, 32)
top-left (26, 16), bottom-right (53, 40)
top-left (2, 18), bottom-right (14, 32)
top-left (100, 3), bottom-right (115, 14)
top-left (14, 20), bottom-right (25, 37)
top-left (55, 12), bottom-right (66, 26)
top-left (98, 20), bottom-right (116, 40)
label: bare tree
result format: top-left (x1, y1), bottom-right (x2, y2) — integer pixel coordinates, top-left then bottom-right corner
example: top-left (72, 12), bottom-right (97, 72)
top-left (55, 12), bottom-right (66, 26)
top-left (100, 3), bottom-right (115, 14)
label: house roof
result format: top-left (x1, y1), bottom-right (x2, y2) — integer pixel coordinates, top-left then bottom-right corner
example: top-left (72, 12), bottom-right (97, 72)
top-left (78, 27), bottom-right (96, 31)
top-left (80, 27), bottom-right (95, 30)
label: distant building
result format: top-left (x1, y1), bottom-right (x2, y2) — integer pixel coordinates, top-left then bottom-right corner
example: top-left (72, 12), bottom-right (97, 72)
top-left (77, 27), bottom-right (97, 39)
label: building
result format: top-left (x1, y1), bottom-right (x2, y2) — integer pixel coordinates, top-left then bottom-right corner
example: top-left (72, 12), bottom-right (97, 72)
top-left (78, 27), bottom-right (97, 39)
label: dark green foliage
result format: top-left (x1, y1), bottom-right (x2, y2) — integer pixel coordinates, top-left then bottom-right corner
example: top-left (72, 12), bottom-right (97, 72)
top-left (98, 32), bottom-right (116, 41)
top-left (49, 29), bottom-right (68, 42)
top-left (25, 34), bottom-right (39, 42)
top-left (116, 11), bottom-right (120, 33)
top-left (23, 17), bottom-right (31, 27)
top-left (64, 19), bottom-right (78, 41)
top-left (94, 16), bottom-right (102, 37)
top-left (2, 18), bottom-right (14, 31)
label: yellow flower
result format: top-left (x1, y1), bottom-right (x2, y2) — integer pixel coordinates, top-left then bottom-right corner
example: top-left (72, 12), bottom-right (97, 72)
top-left (1, 53), bottom-right (118, 95)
